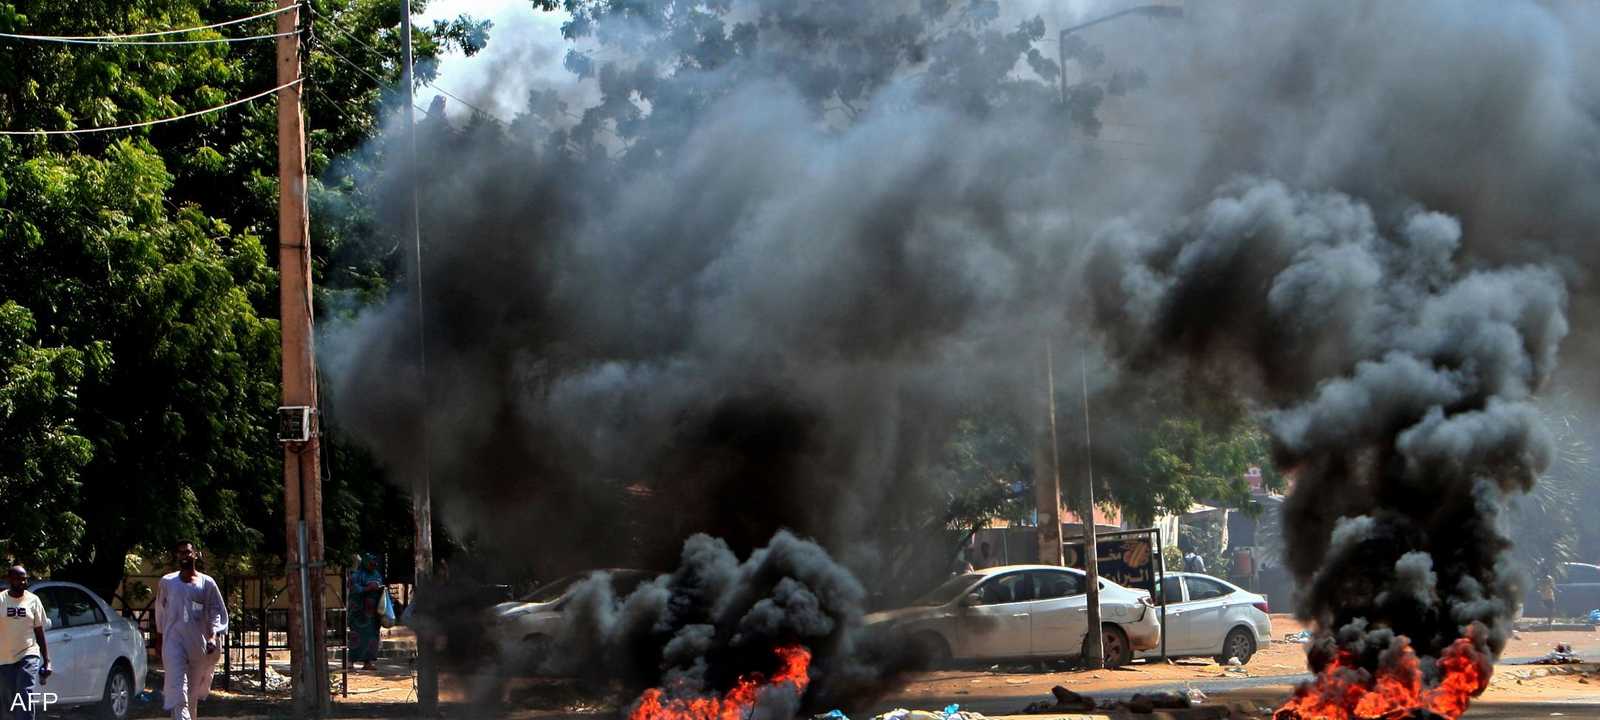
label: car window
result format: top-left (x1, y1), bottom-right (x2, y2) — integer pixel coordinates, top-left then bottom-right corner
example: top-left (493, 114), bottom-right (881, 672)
top-left (1032, 571), bottom-right (1084, 600)
top-left (1566, 565), bottom-right (1600, 583)
top-left (976, 573), bottom-right (1034, 605)
top-left (34, 588), bottom-right (65, 629)
top-left (1185, 577), bottom-right (1232, 602)
top-left (913, 574), bottom-right (984, 607)
top-left (520, 575), bottom-right (581, 603)
top-left (1156, 577), bottom-right (1184, 604)
top-left (57, 588), bottom-right (106, 627)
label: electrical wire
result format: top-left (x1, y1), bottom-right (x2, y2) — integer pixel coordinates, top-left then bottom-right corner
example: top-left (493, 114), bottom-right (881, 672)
top-left (0, 30), bottom-right (296, 45)
top-left (0, 78), bottom-right (301, 135)
top-left (311, 38), bottom-right (435, 118)
top-left (0, 3), bottom-right (297, 41)
top-left (309, 8), bottom-right (514, 126)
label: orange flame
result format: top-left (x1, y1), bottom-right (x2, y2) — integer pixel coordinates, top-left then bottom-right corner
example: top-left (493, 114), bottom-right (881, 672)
top-left (630, 646), bottom-right (813, 720)
top-left (1275, 637), bottom-right (1486, 720)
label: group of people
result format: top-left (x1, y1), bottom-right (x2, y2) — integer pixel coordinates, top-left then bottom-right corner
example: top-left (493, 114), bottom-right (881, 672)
top-left (1, 545), bottom-right (398, 720)
top-left (0, 540), bottom-right (227, 720)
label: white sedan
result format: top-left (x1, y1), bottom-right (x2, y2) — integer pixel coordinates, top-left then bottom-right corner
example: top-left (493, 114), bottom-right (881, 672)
top-left (488, 569), bottom-right (657, 668)
top-left (864, 565), bottom-right (1161, 667)
top-left (30, 581), bottom-right (148, 719)
top-left (1139, 572), bottom-right (1272, 664)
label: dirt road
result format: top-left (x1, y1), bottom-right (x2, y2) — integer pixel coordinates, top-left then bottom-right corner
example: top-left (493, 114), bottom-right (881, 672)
top-left (93, 616), bottom-right (1600, 718)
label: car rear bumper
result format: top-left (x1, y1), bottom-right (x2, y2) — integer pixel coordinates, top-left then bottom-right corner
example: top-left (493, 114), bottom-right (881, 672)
top-left (1126, 608), bottom-right (1162, 651)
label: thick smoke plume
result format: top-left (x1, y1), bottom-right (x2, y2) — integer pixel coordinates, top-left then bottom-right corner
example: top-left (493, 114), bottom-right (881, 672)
top-left (321, 0), bottom-right (1600, 708)
top-left (1085, 178), bottom-right (1566, 693)
top-left (538, 531), bottom-right (886, 711)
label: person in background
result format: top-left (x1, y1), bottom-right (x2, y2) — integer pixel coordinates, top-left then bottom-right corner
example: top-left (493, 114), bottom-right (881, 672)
top-left (154, 541), bottom-right (227, 720)
top-left (348, 554), bottom-right (385, 671)
top-left (1538, 573), bottom-right (1558, 627)
top-left (1183, 548), bottom-right (1207, 574)
top-left (972, 542), bottom-right (998, 570)
top-left (1, 566), bottom-right (49, 720)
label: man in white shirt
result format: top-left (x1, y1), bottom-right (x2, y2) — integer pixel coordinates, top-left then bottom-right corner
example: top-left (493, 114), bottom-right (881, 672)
top-left (154, 542), bottom-right (227, 720)
top-left (1, 565), bottom-right (50, 720)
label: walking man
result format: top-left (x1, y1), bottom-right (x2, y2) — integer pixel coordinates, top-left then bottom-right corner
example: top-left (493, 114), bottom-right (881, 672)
top-left (1, 565), bottom-right (49, 720)
top-left (154, 541), bottom-right (227, 720)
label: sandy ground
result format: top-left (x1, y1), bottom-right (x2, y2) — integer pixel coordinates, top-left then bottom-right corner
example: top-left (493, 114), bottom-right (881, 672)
top-left (88, 615), bottom-right (1600, 718)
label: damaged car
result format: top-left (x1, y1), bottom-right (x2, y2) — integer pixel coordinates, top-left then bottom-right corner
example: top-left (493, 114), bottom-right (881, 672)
top-left (865, 564), bottom-right (1160, 667)
top-left (487, 569), bottom-right (655, 669)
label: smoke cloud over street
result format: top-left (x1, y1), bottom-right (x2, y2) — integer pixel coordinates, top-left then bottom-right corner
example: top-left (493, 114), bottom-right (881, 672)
top-left (319, 0), bottom-right (1600, 708)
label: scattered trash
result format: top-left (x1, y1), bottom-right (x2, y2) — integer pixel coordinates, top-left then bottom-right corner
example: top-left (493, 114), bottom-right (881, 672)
top-left (1283, 630), bottom-right (1312, 643)
top-left (1185, 687), bottom-right (1208, 704)
top-left (1533, 643), bottom-right (1582, 665)
top-left (814, 710), bottom-right (849, 720)
top-left (875, 709), bottom-right (910, 720)
top-left (1227, 656), bottom-right (1243, 666)
top-left (1589, 609), bottom-right (1600, 625)
top-left (1004, 678), bottom-right (1030, 685)
top-left (1019, 685), bottom-right (1096, 714)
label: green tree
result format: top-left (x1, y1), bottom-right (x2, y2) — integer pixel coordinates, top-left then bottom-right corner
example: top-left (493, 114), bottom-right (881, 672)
top-left (0, 139), bottom-right (280, 594)
top-left (0, 301), bottom-right (95, 569)
top-left (0, 0), bottom-right (487, 593)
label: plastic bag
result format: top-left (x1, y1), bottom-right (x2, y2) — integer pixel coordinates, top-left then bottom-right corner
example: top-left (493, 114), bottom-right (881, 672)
top-left (380, 589), bottom-right (396, 628)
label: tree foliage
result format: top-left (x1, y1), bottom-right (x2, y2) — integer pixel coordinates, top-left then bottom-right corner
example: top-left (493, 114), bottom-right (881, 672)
top-left (0, 0), bottom-right (480, 592)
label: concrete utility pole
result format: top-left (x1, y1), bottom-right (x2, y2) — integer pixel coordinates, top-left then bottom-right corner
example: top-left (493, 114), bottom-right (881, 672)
top-left (1036, 344), bottom-right (1065, 566)
top-left (276, 0), bottom-right (329, 714)
top-left (1050, 2), bottom-right (1183, 670)
top-left (400, 1), bottom-right (438, 711)
top-left (1076, 355), bottom-right (1103, 668)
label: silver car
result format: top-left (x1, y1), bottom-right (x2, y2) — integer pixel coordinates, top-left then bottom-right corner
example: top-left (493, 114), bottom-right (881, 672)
top-left (1139, 572), bottom-right (1272, 664)
top-left (864, 564), bottom-right (1161, 667)
top-left (488, 569), bottom-right (655, 666)
top-left (29, 581), bottom-right (148, 720)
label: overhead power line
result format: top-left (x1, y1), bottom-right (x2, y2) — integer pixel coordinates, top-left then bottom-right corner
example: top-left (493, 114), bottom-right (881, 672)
top-left (0, 4), bottom-right (297, 41)
top-left (0, 78), bottom-right (301, 135)
top-left (0, 30), bottom-right (297, 45)
top-left (308, 12), bottom-right (513, 126)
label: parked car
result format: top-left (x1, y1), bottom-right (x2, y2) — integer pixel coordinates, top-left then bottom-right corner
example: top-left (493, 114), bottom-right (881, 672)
top-left (1521, 562), bottom-right (1600, 619)
top-left (30, 581), bottom-right (148, 720)
top-left (488, 569), bottom-right (656, 666)
top-left (863, 564), bottom-right (1161, 667)
top-left (1138, 572), bottom-right (1271, 665)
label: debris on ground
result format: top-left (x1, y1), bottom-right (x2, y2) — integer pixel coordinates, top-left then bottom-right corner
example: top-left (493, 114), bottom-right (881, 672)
top-left (228, 666), bottom-right (290, 692)
top-left (1533, 643), bottom-right (1582, 665)
top-left (1018, 685), bottom-right (1096, 713)
top-left (1011, 685), bottom-right (1280, 718)
top-left (1590, 609), bottom-right (1600, 624)
top-left (1281, 630), bottom-right (1312, 644)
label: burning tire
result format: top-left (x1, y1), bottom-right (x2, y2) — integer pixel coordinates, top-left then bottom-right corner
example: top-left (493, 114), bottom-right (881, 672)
top-left (1087, 624), bottom-right (1133, 667)
top-left (1216, 627), bottom-right (1256, 666)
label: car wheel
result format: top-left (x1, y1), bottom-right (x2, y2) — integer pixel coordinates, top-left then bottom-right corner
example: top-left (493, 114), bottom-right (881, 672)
top-left (1216, 627), bottom-right (1257, 665)
top-left (98, 663), bottom-right (134, 720)
top-left (1086, 625), bottom-right (1133, 667)
top-left (910, 632), bottom-right (952, 669)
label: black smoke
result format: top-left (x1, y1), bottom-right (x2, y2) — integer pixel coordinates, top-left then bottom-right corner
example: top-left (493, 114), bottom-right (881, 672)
top-left (548, 532), bottom-right (887, 707)
top-left (1085, 179), bottom-right (1565, 682)
top-left (320, 0), bottom-right (1600, 705)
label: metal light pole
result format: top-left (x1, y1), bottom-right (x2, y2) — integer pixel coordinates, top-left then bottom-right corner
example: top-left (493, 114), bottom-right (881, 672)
top-left (1050, 1), bottom-right (1184, 670)
top-left (400, 1), bottom-right (437, 711)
